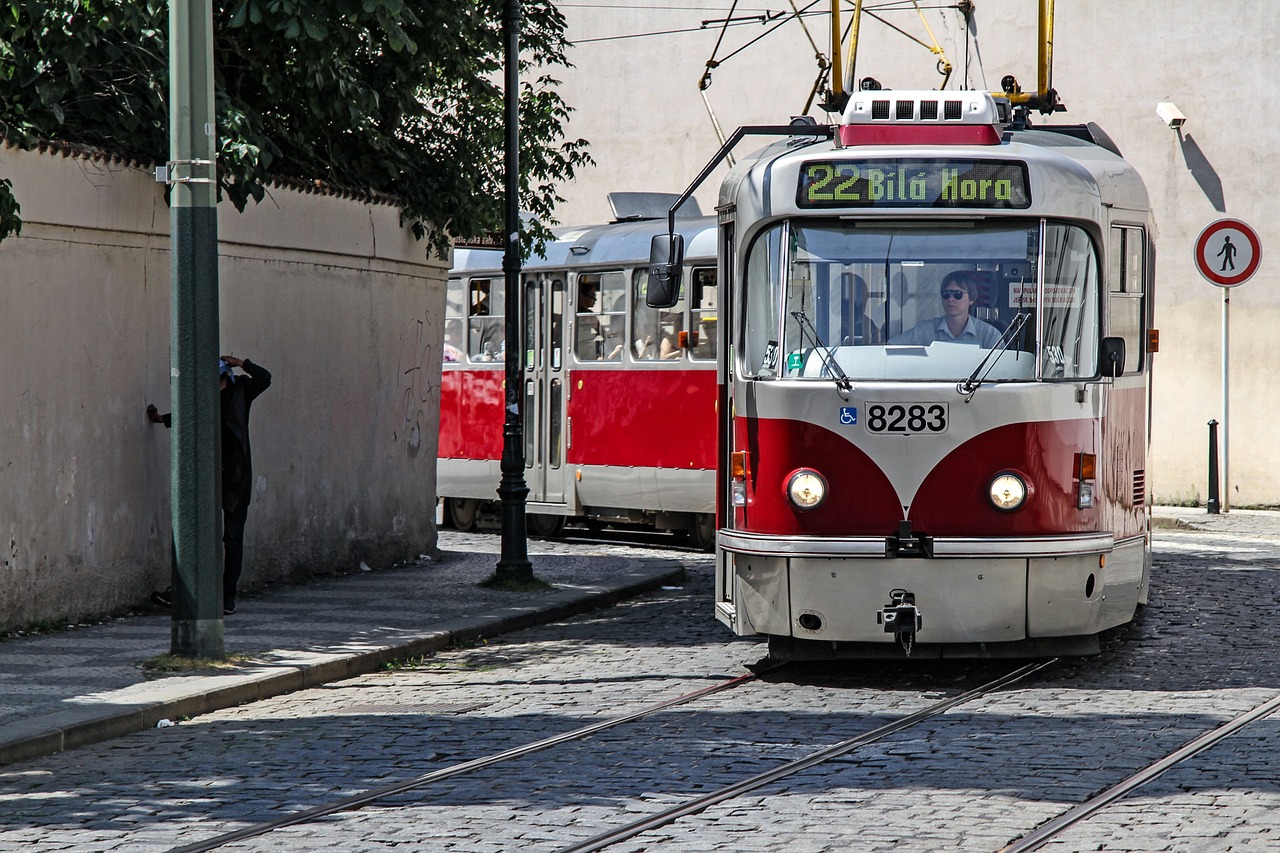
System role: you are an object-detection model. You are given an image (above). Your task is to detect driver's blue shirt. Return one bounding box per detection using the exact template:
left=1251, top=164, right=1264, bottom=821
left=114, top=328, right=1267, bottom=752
left=891, top=314, right=1003, bottom=348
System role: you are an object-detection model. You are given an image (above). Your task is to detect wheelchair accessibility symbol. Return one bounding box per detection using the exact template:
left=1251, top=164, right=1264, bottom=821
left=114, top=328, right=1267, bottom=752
left=839, top=407, right=858, bottom=425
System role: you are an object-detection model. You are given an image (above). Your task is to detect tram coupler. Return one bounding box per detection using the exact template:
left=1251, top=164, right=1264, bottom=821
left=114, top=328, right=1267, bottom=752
left=878, top=589, right=923, bottom=656
left=887, top=521, right=933, bottom=557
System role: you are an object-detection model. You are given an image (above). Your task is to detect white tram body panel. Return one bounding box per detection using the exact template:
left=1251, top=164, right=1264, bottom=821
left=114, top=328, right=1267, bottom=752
left=710, top=91, right=1155, bottom=657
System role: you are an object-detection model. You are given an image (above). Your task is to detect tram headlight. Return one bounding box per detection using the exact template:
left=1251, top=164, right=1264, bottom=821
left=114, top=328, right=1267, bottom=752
left=787, top=469, right=827, bottom=510
left=988, top=472, right=1027, bottom=512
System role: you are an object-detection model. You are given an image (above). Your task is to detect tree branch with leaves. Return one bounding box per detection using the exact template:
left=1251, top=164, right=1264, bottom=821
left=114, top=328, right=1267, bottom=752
left=0, top=0, right=592, bottom=255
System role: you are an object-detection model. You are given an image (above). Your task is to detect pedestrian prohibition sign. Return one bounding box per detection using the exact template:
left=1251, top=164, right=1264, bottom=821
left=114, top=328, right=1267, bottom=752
left=1194, top=218, right=1261, bottom=287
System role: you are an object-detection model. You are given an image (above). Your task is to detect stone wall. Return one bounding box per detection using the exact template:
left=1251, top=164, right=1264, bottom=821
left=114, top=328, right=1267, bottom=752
left=0, top=144, right=447, bottom=631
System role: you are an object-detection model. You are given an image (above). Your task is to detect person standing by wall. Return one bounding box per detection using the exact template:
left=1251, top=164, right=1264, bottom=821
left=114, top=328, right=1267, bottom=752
left=147, top=354, right=272, bottom=615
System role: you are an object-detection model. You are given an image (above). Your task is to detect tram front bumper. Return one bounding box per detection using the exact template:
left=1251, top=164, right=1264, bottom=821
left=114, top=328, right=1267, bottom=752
left=721, top=531, right=1118, bottom=645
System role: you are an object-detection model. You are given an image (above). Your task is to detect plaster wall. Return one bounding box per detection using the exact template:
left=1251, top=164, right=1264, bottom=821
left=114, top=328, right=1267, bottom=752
left=555, top=0, right=1280, bottom=505
left=0, top=145, right=447, bottom=631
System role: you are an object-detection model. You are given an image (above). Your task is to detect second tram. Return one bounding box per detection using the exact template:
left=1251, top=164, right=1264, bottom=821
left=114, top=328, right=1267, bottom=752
left=439, top=194, right=720, bottom=547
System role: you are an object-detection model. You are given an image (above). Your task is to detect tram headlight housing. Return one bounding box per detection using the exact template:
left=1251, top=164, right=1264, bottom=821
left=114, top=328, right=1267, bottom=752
left=1075, top=452, right=1097, bottom=510
left=787, top=469, right=828, bottom=510
left=988, top=472, right=1027, bottom=512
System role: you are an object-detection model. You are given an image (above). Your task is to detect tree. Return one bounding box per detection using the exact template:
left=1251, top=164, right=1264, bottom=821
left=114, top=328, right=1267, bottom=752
left=0, top=0, right=591, bottom=255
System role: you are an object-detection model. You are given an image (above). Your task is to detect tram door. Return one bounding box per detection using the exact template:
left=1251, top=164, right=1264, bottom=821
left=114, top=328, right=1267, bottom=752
left=523, top=273, right=568, bottom=504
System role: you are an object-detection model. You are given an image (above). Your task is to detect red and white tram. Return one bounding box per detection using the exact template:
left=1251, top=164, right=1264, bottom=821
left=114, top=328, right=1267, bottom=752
left=439, top=194, right=720, bottom=548
left=649, top=90, right=1156, bottom=657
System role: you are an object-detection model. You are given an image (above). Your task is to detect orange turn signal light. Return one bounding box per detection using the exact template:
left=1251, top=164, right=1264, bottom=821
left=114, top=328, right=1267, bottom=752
left=731, top=450, right=750, bottom=480
left=1076, top=452, right=1096, bottom=481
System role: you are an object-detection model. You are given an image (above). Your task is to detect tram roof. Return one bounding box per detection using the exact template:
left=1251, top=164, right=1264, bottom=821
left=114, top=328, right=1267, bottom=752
left=451, top=214, right=717, bottom=276
left=1012, top=127, right=1150, bottom=209
left=721, top=118, right=1150, bottom=217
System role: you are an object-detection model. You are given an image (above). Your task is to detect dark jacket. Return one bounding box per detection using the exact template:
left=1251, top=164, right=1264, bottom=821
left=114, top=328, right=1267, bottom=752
left=155, top=359, right=272, bottom=513
left=220, top=359, right=271, bottom=513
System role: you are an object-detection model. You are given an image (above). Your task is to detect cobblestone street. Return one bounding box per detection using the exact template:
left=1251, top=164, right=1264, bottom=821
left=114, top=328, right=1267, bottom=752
left=2, top=521, right=1278, bottom=852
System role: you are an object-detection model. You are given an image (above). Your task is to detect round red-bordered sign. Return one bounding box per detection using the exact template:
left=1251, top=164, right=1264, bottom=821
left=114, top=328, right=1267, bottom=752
left=1194, top=219, right=1261, bottom=287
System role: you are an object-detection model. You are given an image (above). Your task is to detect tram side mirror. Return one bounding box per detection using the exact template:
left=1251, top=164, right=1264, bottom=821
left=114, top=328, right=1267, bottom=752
left=647, top=233, right=684, bottom=309
left=1101, top=336, right=1126, bottom=377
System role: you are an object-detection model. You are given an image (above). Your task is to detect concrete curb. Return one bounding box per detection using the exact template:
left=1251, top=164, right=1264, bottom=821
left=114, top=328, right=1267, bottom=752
left=0, top=560, right=685, bottom=768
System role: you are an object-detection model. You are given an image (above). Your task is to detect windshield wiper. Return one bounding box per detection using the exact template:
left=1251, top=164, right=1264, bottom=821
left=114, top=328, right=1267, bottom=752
left=957, top=312, right=1030, bottom=401
left=789, top=309, right=853, bottom=393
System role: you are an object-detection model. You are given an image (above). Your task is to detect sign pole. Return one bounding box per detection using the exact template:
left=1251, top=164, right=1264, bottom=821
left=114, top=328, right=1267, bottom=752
left=1193, top=217, right=1262, bottom=515
left=1222, top=287, right=1229, bottom=512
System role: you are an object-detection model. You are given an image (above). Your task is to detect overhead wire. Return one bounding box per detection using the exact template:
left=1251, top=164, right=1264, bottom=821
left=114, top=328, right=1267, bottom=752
left=698, top=0, right=743, bottom=156
left=571, top=1, right=962, bottom=72
left=572, top=1, right=972, bottom=149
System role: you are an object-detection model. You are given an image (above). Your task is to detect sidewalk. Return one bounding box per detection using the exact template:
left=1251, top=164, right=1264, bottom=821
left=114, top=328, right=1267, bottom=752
left=1152, top=504, right=1280, bottom=537
left=0, top=542, right=684, bottom=768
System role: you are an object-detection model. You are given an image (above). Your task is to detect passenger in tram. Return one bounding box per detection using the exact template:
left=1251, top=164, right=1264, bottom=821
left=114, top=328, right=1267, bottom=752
left=469, top=319, right=503, bottom=360
left=575, top=281, right=623, bottom=360
left=635, top=314, right=683, bottom=360
left=890, top=270, right=1003, bottom=348
left=694, top=315, right=717, bottom=358
left=845, top=273, right=883, bottom=345
left=443, top=319, right=464, bottom=363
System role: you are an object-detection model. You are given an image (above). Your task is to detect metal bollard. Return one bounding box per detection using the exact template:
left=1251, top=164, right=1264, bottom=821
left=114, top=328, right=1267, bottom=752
left=1207, top=419, right=1220, bottom=514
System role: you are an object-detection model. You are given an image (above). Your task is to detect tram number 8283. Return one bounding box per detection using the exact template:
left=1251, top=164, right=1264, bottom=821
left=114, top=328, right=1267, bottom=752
left=865, top=402, right=949, bottom=435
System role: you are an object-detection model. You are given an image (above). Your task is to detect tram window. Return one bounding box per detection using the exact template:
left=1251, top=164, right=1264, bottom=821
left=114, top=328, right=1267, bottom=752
left=444, top=278, right=465, bottom=365
left=691, top=268, right=718, bottom=360
left=467, top=277, right=505, bottom=363
left=549, top=377, right=563, bottom=468
left=443, top=318, right=464, bottom=364
left=524, top=276, right=539, bottom=371
left=1040, top=224, right=1100, bottom=379
left=550, top=278, right=565, bottom=371
left=575, top=271, right=626, bottom=361
left=632, top=269, right=685, bottom=361
left=1108, top=226, right=1146, bottom=373
left=744, top=220, right=1107, bottom=382
left=524, top=378, right=535, bottom=465
left=1109, top=226, right=1146, bottom=294
left=742, top=225, right=783, bottom=377
left=446, top=277, right=466, bottom=319
left=469, top=278, right=493, bottom=315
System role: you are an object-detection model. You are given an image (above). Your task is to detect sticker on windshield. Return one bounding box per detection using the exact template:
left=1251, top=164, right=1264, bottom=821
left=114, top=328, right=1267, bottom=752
left=761, top=340, right=779, bottom=373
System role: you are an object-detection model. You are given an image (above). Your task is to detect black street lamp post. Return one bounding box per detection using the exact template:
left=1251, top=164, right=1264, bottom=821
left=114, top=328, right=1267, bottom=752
left=494, top=0, right=533, bottom=582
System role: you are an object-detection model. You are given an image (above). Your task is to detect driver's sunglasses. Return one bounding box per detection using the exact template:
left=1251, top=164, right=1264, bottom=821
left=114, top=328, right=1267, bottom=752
left=940, top=289, right=967, bottom=300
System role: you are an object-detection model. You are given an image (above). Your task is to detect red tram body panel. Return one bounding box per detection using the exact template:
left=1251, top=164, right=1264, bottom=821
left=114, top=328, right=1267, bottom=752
left=438, top=200, right=719, bottom=545
left=566, top=369, right=715, bottom=470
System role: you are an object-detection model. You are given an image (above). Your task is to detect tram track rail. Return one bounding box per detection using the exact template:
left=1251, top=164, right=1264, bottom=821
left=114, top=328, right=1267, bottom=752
left=1000, top=691, right=1280, bottom=853
left=163, top=665, right=769, bottom=853
left=163, top=657, right=1059, bottom=853
left=553, top=659, right=1057, bottom=853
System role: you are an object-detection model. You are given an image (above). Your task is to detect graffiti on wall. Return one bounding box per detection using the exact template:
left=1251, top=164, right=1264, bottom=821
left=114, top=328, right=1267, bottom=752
left=396, top=311, right=441, bottom=460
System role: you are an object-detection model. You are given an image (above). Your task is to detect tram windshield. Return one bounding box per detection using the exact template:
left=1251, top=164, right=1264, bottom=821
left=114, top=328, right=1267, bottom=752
left=742, top=220, right=1099, bottom=381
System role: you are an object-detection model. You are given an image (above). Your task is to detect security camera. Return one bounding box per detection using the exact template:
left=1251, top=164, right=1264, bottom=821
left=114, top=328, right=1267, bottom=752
left=1156, top=102, right=1186, bottom=129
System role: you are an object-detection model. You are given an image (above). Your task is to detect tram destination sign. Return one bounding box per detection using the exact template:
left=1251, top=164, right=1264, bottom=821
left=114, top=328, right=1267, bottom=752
left=796, top=158, right=1031, bottom=210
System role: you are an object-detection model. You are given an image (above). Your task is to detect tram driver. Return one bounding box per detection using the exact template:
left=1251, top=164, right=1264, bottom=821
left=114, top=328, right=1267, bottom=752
left=890, top=270, right=1003, bottom=348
